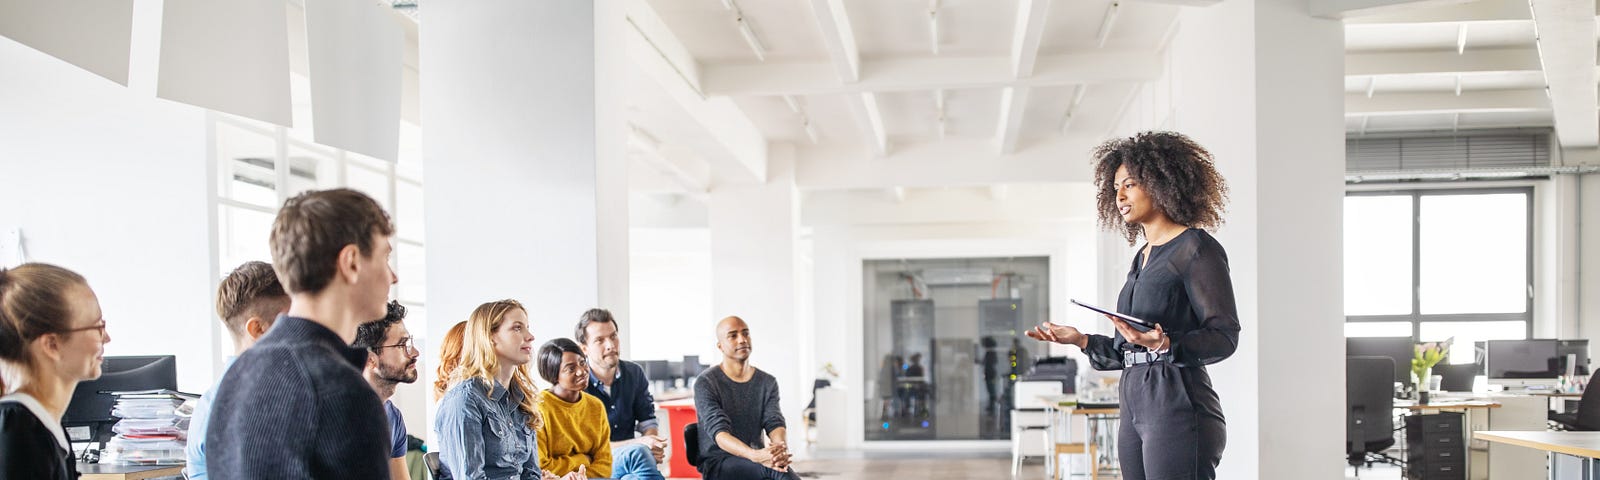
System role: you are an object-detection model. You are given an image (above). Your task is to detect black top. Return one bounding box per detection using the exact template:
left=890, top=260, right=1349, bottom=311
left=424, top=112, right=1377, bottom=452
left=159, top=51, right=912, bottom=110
left=0, top=396, right=77, bottom=480
left=693, top=365, right=785, bottom=462
left=1083, top=228, right=1241, bottom=369
left=205, top=316, right=390, bottom=479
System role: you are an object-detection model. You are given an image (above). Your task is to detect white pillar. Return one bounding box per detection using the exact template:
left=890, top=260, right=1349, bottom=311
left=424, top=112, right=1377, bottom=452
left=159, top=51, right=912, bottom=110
left=707, top=144, right=806, bottom=437
left=1168, top=1, right=1345, bottom=478
left=419, top=0, right=629, bottom=433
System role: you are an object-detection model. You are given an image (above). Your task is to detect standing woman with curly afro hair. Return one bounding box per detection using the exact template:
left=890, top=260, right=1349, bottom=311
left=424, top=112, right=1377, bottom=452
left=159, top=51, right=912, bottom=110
left=1027, top=131, right=1240, bottom=480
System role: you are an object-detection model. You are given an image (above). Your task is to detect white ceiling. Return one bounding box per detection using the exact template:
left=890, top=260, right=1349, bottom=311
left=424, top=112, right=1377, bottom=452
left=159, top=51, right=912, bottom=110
left=621, top=0, right=1595, bottom=203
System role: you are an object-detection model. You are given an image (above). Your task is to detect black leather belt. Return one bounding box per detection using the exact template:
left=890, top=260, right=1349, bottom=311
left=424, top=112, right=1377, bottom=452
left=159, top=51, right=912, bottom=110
left=1123, top=350, right=1172, bottom=366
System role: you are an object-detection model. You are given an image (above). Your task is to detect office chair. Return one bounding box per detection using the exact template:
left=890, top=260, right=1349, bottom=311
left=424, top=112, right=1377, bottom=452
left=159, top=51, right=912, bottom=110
left=1550, top=370, right=1600, bottom=431
left=684, top=423, right=701, bottom=468
left=1347, top=356, right=1403, bottom=473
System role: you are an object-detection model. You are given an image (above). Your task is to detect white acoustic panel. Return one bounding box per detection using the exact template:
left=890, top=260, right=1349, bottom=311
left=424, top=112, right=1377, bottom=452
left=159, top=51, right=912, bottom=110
left=158, top=0, right=291, bottom=127
left=305, top=0, right=403, bottom=161
left=0, top=0, right=134, bottom=85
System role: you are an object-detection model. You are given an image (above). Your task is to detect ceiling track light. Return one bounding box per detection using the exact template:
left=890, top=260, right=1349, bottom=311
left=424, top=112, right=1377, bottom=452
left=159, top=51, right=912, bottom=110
left=929, top=0, right=940, bottom=54
left=733, top=8, right=767, bottom=62
left=1095, top=2, right=1120, bottom=48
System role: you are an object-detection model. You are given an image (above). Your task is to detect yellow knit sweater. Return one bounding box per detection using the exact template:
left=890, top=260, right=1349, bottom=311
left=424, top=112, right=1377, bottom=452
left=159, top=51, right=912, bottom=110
left=536, top=389, right=612, bottom=478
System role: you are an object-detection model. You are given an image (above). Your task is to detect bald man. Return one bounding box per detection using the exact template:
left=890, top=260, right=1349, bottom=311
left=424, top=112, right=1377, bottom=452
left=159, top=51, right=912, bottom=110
left=691, top=316, right=801, bottom=480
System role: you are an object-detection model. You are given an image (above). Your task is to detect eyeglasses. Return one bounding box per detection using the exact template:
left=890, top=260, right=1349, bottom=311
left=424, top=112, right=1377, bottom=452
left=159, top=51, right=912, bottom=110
left=63, top=320, right=107, bottom=339
left=376, top=336, right=416, bottom=351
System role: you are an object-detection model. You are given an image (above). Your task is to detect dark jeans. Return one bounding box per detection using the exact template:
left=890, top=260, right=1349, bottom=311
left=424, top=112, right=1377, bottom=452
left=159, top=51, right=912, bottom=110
left=698, top=453, right=801, bottom=480
left=1117, top=362, right=1227, bottom=480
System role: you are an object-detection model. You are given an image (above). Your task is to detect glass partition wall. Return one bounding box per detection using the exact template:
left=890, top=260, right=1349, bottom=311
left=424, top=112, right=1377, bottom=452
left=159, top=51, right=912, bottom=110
left=863, top=257, right=1050, bottom=441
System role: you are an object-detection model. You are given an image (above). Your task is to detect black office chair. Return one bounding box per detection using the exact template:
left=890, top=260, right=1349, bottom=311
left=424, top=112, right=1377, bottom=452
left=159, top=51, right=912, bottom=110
left=684, top=423, right=701, bottom=468
left=1436, top=362, right=1478, bottom=392
left=1347, top=356, right=1403, bottom=473
left=1550, top=370, right=1600, bottom=430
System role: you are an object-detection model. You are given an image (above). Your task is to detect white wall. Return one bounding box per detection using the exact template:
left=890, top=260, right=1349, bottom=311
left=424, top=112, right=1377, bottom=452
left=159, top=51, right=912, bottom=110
left=629, top=228, right=719, bottom=362
left=0, top=34, right=214, bottom=392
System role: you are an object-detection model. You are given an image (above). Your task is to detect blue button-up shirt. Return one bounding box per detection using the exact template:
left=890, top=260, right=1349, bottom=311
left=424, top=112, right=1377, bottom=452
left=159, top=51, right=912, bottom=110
left=584, top=360, right=659, bottom=442
left=435, top=378, right=542, bottom=480
left=184, top=357, right=235, bottom=480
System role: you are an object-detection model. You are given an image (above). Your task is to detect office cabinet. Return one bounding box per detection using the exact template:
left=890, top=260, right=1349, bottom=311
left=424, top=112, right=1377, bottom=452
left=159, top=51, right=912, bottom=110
left=1406, top=412, right=1465, bottom=480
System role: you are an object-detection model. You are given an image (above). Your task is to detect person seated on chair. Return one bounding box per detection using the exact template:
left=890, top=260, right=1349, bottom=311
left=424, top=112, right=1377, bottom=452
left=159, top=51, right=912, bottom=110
left=693, top=316, right=802, bottom=480
left=187, top=261, right=289, bottom=480
left=352, top=301, right=422, bottom=480
left=575, top=309, right=666, bottom=480
left=435, top=300, right=583, bottom=480
left=535, top=338, right=610, bottom=478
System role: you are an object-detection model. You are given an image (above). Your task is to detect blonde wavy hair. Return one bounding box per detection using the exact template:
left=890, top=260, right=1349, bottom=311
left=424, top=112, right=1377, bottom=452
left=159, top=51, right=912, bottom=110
left=452, top=300, right=541, bottom=430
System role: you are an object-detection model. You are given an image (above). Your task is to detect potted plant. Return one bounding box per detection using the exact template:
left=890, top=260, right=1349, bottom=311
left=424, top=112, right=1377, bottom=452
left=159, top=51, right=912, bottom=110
left=1412, top=338, right=1452, bottom=401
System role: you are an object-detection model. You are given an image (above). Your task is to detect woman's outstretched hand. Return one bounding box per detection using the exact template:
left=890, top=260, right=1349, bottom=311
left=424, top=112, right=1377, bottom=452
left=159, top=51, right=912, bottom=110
left=1026, top=322, right=1087, bottom=349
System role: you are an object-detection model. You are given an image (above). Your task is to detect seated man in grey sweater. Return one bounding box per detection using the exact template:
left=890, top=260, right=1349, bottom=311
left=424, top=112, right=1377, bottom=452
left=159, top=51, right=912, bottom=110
left=693, top=316, right=802, bottom=480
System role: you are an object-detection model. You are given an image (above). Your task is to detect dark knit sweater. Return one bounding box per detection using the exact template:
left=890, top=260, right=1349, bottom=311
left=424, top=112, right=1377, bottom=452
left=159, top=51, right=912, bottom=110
left=205, top=316, right=389, bottom=479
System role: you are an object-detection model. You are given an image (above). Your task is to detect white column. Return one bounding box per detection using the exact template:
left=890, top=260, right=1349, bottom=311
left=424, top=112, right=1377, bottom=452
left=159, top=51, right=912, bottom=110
left=708, top=144, right=806, bottom=435
left=419, top=0, right=629, bottom=431
left=1168, top=1, right=1345, bottom=478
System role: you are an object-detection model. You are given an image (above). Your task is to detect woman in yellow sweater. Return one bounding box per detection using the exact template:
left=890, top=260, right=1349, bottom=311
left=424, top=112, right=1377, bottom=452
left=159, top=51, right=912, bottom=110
left=536, top=338, right=611, bottom=478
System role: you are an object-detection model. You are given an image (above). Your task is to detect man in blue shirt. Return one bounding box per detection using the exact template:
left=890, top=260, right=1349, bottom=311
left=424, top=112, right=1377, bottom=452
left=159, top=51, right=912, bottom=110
left=353, top=301, right=421, bottom=480
left=578, top=308, right=666, bottom=480
left=185, top=261, right=288, bottom=480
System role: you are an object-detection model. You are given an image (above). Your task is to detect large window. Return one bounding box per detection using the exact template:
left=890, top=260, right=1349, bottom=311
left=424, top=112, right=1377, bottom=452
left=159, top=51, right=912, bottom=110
left=1343, top=188, right=1532, bottom=363
left=210, top=112, right=427, bottom=335
left=862, top=256, right=1050, bottom=441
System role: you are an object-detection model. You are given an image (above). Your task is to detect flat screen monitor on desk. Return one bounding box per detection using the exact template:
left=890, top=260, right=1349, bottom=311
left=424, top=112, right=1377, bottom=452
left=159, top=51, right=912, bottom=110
left=1487, top=339, right=1560, bottom=389
left=63, top=355, right=177, bottom=445
left=1347, top=336, right=1414, bottom=387
left=1558, top=340, right=1589, bottom=376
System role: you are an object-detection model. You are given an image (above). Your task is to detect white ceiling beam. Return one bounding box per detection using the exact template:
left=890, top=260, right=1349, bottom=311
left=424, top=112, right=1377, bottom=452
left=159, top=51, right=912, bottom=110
left=1011, top=0, right=1052, bottom=78
left=625, top=0, right=769, bottom=182
left=853, top=92, right=889, bottom=156
left=628, top=125, right=711, bottom=194
left=995, top=0, right=1052, bottom=154
left=1341, top=0, right=1531, bottom=23
left=1529, top=0, right=1599, bottom=148
left=809, top=0, right=886, bottom=156
left=1344, top=89, right=1550, bottom=116
left=795, top=137, right=1100, bottom=190
left=996, top=87, right=1031, bottom=154
left=1123, top=0, right=1222, bottom=5
left=1345, top=48, right=1542, bottom=76
left=808, top=0, right=860, bottom=82
left=1310, top=0, right=1468, bottom=19
left=702, top=51, right=1163, bottom=97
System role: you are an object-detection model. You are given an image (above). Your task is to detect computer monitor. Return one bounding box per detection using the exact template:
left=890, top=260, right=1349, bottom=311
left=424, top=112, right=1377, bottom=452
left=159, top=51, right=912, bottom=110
left=681, top=355, right=701, bottom=387
left=1486, top=339, right=1560, bottom=388
left=63, top=355, right=177, bottom=445
left=1558, top=340, right=1589, bottom=376
left=640, top=360, right=672, bottom=392
left=1347, top=336, right=1414, bottom=387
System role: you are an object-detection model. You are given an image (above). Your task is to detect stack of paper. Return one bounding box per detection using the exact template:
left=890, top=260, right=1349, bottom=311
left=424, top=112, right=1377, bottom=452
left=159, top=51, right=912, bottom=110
left=100, top=390, right=196, bottom=465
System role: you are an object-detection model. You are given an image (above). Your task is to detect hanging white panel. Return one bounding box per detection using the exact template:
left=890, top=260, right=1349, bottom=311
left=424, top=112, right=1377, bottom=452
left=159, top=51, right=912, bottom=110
left=305, top=0, right=402, bottom=161
left=158, top=0, right=291, bottom=126
left=0, top=0, right=134, bottom=85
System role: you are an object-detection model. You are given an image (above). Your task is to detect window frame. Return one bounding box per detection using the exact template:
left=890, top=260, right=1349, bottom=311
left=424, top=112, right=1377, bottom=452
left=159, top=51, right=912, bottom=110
left=1343, top=186, right=1534, bottom=340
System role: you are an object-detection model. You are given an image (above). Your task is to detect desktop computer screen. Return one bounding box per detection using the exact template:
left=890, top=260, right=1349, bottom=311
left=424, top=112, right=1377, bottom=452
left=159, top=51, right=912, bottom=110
left=63, top=355, right=177, bottom=444
left=1558, top=340, right=1589, bottom=376
left=1486, top=339, right=1560, bottom=383
left=1346, top=336, right=1414, bottom=387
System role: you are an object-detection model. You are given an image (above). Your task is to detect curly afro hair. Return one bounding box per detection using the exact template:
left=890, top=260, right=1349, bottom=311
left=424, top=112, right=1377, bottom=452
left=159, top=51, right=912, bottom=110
left=1092, top=131, right=1230, bottom=245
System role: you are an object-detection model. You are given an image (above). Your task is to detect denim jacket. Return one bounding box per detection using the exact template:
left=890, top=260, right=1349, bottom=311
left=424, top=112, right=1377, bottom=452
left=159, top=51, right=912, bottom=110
left=435, top=378, right=543, bottom=480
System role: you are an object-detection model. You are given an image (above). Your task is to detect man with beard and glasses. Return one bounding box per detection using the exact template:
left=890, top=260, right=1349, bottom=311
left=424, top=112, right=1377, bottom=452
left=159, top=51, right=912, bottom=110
left=353, top=301, right=422, bottom=480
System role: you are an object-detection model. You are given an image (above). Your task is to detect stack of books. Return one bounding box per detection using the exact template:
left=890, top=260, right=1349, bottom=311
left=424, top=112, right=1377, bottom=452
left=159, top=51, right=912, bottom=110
left=101, top=389, right=196, bottom=465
